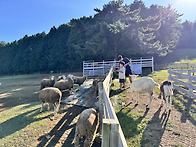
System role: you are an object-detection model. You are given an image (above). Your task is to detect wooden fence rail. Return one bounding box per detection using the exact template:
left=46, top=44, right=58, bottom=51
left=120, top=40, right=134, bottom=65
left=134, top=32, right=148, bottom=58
left=99, top=66, right=128, bottom=147
left=168, top=68, right=196, bottom=99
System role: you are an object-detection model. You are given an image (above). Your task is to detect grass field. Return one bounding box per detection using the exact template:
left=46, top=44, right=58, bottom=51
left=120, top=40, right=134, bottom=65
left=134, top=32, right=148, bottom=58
left=0, top=73, right=84, bottom=147
left=0, top=59, right=196, bottom=146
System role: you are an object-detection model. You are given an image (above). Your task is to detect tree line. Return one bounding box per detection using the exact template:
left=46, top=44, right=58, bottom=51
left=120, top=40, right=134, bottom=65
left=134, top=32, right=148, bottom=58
left=0, top=0, right=195, bottom=75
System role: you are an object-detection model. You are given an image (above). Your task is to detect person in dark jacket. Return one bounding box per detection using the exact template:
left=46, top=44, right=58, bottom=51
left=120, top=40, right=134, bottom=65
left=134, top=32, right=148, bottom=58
left=118, top=55, right=132, bottom=84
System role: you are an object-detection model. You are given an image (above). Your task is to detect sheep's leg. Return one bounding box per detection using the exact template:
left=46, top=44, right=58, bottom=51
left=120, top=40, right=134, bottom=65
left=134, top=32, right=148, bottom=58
left=169, top=95, right=172, bottom=110
left=84, top=137, right=91, bottom=147
left=160, top=92, right=164, bottom=107
left=136, top=93, right=139, bottom=104
left=55, top=102, right=60, bottom=113
left=147, top=92, right=152, bottom=108
left=47, top=103, right=50, bottom=111
left=165, top=96, right=169, bottom=113
left=40, top=102, right=44, bottom=112
left=53, top=104, right=57, bottom=115
left=74, top=129, right=80, bottom=147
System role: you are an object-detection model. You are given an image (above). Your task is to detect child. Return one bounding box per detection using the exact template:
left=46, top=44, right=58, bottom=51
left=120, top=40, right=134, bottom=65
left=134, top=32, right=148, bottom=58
left=116, top=63, right=126, bottom=90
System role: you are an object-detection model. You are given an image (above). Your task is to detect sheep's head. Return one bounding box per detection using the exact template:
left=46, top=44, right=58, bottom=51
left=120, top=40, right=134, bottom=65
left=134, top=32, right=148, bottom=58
left=50, top=76, right=55, bottom=81
left=57, top=75, right=66, bottom=81
left=130, top=75, right=138, bottom=81
left=67, top=75, right=74, bottom=84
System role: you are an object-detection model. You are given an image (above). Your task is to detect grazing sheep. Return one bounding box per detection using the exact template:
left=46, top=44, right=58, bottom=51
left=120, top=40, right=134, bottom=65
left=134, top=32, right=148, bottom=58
left=54, top=74, right=74, bottom=91
left=73, top=76, right=87, bottom=86
left=130, top=75, right=159, bottom=108
left=74, top=108, right=99, bottom=147
left=160, top=81, right=173, bottom=113
left=40, top=76, right=55, bottom=90
left=39, top=87, right=62, bottom=115
left=57, top=75, right=66, bottom=81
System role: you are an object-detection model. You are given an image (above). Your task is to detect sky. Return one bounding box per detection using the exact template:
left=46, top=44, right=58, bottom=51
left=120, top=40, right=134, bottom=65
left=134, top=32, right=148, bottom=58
left=0, top=0, right=196, bottom=43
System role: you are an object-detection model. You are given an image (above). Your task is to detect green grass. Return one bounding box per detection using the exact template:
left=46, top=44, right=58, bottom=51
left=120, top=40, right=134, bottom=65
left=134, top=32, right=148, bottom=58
left=172, top=142, right=184, bottom=147
left=112, top=60, right=196, bottom=146
left=0, top=102, right=54, bottom=146
left=175, top=58, right=196, bottom=63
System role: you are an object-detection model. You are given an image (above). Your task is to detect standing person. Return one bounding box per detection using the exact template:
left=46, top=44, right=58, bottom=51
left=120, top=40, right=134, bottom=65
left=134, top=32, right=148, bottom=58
left=118, top=55, right=132, bottom=83
left=116, top=63, right=126, bottom=90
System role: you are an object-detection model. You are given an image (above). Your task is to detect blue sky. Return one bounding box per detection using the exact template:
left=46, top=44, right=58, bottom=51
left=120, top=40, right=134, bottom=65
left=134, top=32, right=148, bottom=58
left=1, top=0, right=196, bottom=43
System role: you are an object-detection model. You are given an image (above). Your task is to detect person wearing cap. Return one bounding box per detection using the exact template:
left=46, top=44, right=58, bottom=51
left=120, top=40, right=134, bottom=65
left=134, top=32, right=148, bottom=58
left=118, top=55, right=132, bottom=84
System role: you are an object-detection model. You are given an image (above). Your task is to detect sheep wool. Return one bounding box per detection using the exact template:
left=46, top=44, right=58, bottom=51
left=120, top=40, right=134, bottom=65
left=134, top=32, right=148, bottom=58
left=54, top=76, right=74, bottom=91
left=39, top=87, right=62, bottom=115
left=40, top=76, right=55, bottom=90
left=73, top=76, right=87, bottom=86
left=74, top=108, right=99, bottom=147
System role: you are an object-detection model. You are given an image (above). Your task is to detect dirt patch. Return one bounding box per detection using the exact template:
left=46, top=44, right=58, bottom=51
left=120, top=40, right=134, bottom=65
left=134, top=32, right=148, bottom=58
left=0, top=73, right=100, bottom=146
left=110, top=82, right=196, bottom=147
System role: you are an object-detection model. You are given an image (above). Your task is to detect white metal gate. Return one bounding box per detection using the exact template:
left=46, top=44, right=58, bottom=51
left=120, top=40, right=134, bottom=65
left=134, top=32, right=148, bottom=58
left=83, top=57, right=154, bottom=76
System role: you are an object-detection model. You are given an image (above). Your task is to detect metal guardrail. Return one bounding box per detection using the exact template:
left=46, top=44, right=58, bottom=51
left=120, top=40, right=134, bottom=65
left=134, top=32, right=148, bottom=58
left=83, top=57, right=154, bottom=76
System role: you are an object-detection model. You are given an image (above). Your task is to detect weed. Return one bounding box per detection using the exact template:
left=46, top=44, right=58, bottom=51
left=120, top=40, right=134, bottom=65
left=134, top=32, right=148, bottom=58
left=172, top=142, right=184, bottom=147
left=172, top=130, right=182, bottom=136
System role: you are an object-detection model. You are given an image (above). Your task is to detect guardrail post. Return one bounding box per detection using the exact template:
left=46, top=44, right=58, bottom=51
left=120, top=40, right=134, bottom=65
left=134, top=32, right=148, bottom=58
left=188, top=70, right=193, bottom=93
left=103, top=60, right=105, bottom=75
left=152, top=56, right=154, bottom=73
left=102, top=119, right=119, bottom=147
left=98, top=82, right=104, bottom=135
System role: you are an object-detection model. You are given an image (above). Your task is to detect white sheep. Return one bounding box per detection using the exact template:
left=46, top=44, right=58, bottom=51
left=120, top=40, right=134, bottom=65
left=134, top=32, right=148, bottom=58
left=160, top=81, right=173, bottom=113
left=54, top=74, right=74, bottom=91
left=39, top=87, right=62, bottom=115
left=130, top=75, right=159, bottom=108
left=74, top=108, right=99, bottom=147
left=40, top=76, right=55, bottom=90
left=57, top=75, right=66, bottom=81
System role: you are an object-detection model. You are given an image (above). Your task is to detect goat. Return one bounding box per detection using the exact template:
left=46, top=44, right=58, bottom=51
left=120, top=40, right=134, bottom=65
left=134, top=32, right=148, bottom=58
left=160, top=81, right=173, bottom=113
left=130, top=75, right=159, bottom=108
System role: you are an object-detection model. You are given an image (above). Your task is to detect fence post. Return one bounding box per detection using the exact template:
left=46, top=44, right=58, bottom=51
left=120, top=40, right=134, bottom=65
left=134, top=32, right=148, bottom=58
left=83, top=61, right=84, bottom=76
left=168, top=68, right=171, bottom=81
left=152, top=57, right=154, bottom=73
left=93, top=61, right=95, bottom=76
left=103, top=60, right=105, bottom=75
left=188, top=69, right=193, bottom=93
left=102, top=119, right=119, bottom=147
left=98, top=82, right=104, bottom=135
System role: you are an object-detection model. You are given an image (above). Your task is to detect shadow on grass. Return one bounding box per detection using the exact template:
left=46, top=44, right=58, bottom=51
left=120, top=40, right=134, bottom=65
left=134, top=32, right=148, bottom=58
left=37, top=105, right=85, bottom=147
left=110, top=88, right=126, bottom=97
left=173, top=90, right=196, bottom=126
left=116, top=105, right=149, bottom=139
left=140, top=106, right=171, bottom=147
left=0, top=105, right=48, bottom=139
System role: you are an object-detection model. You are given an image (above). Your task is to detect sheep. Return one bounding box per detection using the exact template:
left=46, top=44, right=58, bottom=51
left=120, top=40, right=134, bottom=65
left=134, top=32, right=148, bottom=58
left=160, top=81, right=173, bottom=113
left=57, top=75, right=66, bottom=81
left=74, top=108, right=99, bottom=147
left=40, top=76, right=55, bottom=90
left=129, top=75, right=159, bottom=108
left=39, top=87, right=62, bottom=115
left=73, top=76, right=87, bottom=86
left=54, top=74, right=74, bottom=91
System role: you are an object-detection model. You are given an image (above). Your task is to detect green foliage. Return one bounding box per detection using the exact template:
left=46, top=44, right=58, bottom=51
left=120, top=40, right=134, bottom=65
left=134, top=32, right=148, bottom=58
left=0, top=0, right=184, bottom=75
